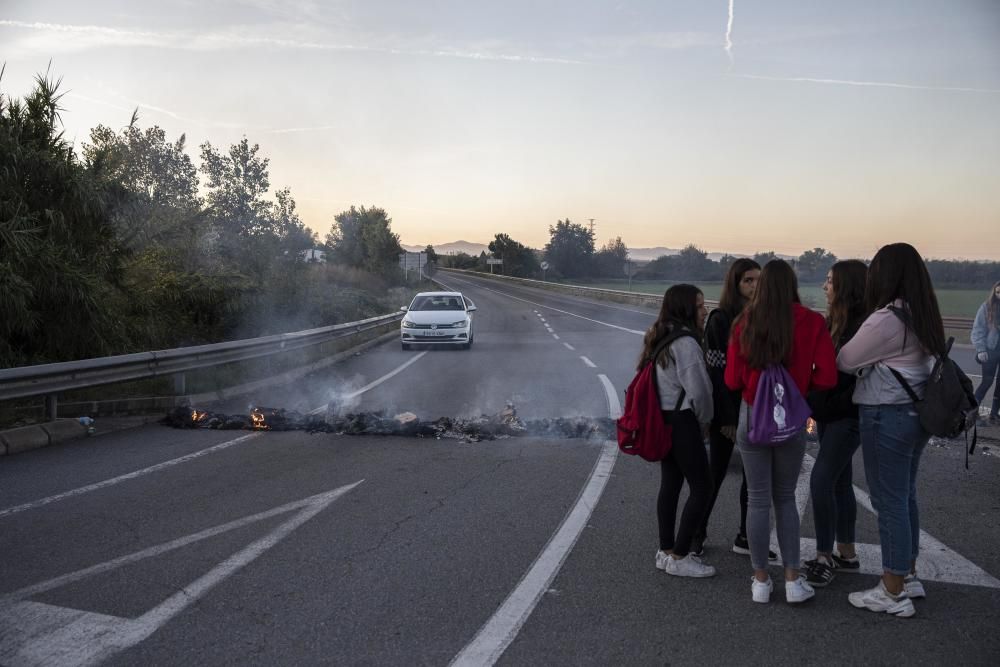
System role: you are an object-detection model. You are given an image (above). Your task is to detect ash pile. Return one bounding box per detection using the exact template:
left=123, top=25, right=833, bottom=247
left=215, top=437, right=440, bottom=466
left=164, top=403, right=615, bottom=442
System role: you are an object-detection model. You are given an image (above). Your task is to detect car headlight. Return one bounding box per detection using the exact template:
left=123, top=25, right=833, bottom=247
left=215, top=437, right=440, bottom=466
left=402, top=320, right=416, bottom=328
left=452, top=320, right=467, bottom=328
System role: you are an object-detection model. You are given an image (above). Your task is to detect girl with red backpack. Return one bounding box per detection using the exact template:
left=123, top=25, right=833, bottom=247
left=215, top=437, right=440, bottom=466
left=645, top=285, right=717, bottom=578
left=725, top=260, right=837, bottom=604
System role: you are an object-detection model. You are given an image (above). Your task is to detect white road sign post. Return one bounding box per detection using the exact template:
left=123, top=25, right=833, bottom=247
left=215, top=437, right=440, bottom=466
left=540, top=260, right=549, bottom=281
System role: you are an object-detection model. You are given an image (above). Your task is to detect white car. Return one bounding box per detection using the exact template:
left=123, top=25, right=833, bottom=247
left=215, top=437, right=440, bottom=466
left=400, top=291, right=477, bottom=350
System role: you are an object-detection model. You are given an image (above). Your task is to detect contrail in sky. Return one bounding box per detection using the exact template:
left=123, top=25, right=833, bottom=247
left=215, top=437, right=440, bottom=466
left=731, top=73, right=1000, bottom=94
left=724, top=0, right=734, bottom=68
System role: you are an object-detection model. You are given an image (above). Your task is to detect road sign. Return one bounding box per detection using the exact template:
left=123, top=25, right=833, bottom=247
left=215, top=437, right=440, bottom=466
left=540, top=261, right=549, bottom=270
left=486, top=258, right=503, bottom=265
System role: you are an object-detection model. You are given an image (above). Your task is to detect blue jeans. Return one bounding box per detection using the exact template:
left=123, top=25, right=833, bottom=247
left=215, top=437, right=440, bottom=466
left=858, top=404, right=929, bottom=576
left=974, top=355, right=1000, bottom=417
left=810, top=418, right=860, bottom=554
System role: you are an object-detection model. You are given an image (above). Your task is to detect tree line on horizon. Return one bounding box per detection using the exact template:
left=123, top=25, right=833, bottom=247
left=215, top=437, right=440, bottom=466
left=437, top=220, right=999, bottom=289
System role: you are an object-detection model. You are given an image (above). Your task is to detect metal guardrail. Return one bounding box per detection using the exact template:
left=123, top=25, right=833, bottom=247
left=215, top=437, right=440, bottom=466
left=0, top=311, right=404, bottom=419
left=439, top=269, right=975, bottom=331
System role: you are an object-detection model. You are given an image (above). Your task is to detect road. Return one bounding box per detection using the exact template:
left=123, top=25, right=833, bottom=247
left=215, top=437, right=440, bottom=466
left=2, top=271, right=998, bottom=666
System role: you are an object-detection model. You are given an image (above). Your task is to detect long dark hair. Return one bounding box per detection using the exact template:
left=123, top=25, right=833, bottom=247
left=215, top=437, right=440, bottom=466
left=638, top=284, right=703, bottom=370
left=718, top=258, right=762, bottom=319
left=739, top=260, right=800, bottom=368
left=986, top=280, right=1000, bottom=329
left=827, top=260, right=868, bottom=345
left=865, top=243, right=945, bottom=356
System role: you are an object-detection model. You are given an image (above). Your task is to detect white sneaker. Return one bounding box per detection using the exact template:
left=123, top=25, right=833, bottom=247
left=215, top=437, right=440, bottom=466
left=904, top=574, right=926, bottom=599
left=848, top=581, right=916, bottom=618
left=751, top=577, right=773, bottom=603
left=785, top=576, right=815, bottom=604
left=664, top=553, right=717, bottom=578
left=655, top=550, right=670, bottom=571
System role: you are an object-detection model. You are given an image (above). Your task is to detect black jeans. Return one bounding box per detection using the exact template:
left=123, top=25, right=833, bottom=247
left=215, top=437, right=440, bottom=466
left=975, top=355, right=1000, bottom=417
left=696, top=425, right=748, bottom=540
left=811, top=418, right=860, bottom=553
left=658, top=409, right=712, bottom=556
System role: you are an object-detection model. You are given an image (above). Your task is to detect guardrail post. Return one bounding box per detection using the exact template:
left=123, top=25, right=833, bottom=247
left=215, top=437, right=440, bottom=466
left=44, top=394, right=58, bottom=421
left=174, top=373, right=186, bottom=396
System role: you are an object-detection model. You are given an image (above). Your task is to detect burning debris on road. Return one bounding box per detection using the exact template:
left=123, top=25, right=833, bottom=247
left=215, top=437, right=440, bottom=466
left=164, top=403, right=615, bottom=442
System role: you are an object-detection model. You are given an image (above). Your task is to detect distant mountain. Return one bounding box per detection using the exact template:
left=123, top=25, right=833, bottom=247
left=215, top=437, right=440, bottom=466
left=402, top=240, right=489, bottom=256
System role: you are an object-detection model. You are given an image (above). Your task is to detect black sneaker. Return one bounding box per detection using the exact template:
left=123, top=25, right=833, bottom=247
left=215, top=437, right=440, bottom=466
left=690, top=535, right=705, bottom=557
left=805, top=558, right=836, bottom=587
left=732, top=534, right=777, bottom=561
left=833, top=552, right=860, bottom=570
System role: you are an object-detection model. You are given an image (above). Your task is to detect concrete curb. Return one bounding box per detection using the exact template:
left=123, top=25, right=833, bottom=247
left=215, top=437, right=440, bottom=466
left=0, top=329, right=399, bottom=457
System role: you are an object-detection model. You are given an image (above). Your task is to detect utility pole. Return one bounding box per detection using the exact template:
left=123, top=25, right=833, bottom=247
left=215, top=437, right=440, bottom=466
left=588, top=218, right=596, bottom=238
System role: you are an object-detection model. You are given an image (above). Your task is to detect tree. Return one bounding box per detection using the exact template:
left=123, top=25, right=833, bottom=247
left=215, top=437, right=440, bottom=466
left=674, top=244, right=716, bottom=280
left=488, top=233, right=540, bottom=278
left=797, top=247, right=838, bottom=283
left=82, top=116, right=201, bottom=253
left=753, top=251, right=779, bottom=266
left=0, top=70, right=131, bottom=365
left=544, top=219, right=595, bottom=279
left=199, top=137, right=274, bottom=238
left=325, top=206, right=402, bottom=280
left=595, top=237, right=629, bottom=278
left=424, top=245, right=438, bottom=264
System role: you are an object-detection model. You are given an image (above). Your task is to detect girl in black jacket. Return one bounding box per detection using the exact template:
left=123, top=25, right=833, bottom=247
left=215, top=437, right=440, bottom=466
left=804, top=260, right=868, bottom=587
left=694, top=258, right=764, bottom=557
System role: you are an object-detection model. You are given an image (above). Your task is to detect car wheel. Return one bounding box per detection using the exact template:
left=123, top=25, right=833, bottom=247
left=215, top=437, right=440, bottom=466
left=402, top=342, right=411, bottom=351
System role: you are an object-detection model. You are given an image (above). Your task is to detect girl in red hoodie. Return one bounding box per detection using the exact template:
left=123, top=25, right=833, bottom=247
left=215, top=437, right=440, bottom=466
left=725, top=260, right=837, bottom=604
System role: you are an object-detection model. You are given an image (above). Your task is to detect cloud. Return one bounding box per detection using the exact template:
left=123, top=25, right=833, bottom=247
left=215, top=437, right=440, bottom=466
left=731, top=72, right=1000, bottom=94
left=0, top=19, right=582, bottom=65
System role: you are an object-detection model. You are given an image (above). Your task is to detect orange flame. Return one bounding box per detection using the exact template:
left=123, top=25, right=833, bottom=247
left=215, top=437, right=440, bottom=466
left=250, top=407, right=269, bottom=430
left=191, top=409, right=208, bottom=423
left=806, top=418, right=817, bottom=435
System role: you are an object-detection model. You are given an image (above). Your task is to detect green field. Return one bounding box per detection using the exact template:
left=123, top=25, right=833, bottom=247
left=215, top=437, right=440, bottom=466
left=567, top=280, right=986, bottom=318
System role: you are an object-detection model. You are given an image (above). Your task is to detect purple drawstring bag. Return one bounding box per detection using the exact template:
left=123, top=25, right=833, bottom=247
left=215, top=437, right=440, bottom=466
left=748, top=364, right=812, bottom=445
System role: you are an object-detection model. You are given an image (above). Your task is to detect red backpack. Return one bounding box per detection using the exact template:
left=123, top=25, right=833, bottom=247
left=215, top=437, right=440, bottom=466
left=617, top=331, right=693, bottom=461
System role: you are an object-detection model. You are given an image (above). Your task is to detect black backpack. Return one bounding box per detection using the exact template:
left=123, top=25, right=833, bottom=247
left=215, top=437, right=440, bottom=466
left=886, top=306, right=978, bottom=468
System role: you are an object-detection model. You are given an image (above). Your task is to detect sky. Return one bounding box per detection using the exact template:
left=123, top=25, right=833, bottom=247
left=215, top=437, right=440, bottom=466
left=2, top=0, right=999, bottom=260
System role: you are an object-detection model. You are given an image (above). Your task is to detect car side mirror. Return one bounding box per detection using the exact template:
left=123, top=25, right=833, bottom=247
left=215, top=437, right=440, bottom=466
left=400, top=306, right=408, bottom=312
left=466, top=305, right=477, bottom=312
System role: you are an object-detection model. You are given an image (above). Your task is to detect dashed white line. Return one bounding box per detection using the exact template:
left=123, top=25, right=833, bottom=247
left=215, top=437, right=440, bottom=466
left=563, top=343, right=576, bottom=351
left=552, top=334, right=560, bottom=340
left=580, top=356, right=597, bottom=368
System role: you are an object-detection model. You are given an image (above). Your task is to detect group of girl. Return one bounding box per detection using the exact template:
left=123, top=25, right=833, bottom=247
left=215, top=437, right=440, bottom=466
left=646, top=242, right=966, bottom=618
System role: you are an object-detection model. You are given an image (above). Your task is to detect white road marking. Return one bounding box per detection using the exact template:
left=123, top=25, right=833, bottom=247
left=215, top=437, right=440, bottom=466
left=787, top=452, right=1000, bottom=588
left=450, top=375, right=622, bottom=666
left=1, top=355, right=423, bottom=519
left=580, top=356, right=597, bottom=368
left=563, top=343, right=576, bottom=351
left=552, top=334, right=560, bottom=340
left=0, top=482, right=362, bottom=666
left=450, top=279, right=645, bottom=335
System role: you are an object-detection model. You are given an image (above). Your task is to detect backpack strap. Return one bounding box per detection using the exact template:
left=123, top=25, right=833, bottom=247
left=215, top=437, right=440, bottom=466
left=886, top=366, right=921, bottom=403
left=648, top=329, right=693, bottom=413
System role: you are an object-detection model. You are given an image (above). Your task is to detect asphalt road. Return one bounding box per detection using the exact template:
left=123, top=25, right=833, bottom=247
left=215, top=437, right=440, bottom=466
left=2, top=271, right=998, bottom=666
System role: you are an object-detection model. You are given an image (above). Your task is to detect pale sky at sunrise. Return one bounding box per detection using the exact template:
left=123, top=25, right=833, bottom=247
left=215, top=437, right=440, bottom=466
left=2, top=1, right=999, bottom=259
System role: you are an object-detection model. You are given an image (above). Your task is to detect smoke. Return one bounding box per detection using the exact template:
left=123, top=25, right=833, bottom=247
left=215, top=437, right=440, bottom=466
left=725, top=0, right=735, bottom=69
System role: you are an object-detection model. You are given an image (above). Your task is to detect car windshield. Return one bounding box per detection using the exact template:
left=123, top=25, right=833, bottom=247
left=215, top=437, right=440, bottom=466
left=409, top=295, right=465, bottom=312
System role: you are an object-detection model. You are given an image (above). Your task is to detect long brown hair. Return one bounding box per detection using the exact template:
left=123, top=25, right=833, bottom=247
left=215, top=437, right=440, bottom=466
left=638, top=284, right=703, bottom=370
left=827, top=260, right=868, bottom=345
left=739, top=260, right=800, bottom=368
left=864, top=243, right=945, bottom=356
left=986, top=280, right=1000, bottom=329
left=718, top=258, right=762, bottom=319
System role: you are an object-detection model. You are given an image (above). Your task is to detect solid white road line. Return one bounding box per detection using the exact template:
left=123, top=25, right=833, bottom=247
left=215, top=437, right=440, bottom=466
left=563, top=343, right=576, bottom=351
left=580, top=356, right=597, bottom=368
left=0, top=482, right=362, bottom=665
left=450, top=375, right=622, bottom=667
left=1, top=354, right=425, bottom=519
